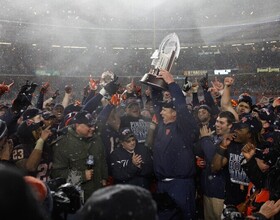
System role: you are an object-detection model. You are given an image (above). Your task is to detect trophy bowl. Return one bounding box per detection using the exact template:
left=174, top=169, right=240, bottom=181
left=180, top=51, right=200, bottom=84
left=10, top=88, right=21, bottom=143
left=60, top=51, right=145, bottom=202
left=140, top=73, right=168, bottom=90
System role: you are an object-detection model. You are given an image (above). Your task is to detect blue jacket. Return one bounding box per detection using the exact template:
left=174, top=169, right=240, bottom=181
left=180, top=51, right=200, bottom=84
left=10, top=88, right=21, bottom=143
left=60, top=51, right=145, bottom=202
left=110, top=144, right=153, bottom=189
left=198, top=136, right=226, bottom=199
left=152, top=82, right=199, bottom=180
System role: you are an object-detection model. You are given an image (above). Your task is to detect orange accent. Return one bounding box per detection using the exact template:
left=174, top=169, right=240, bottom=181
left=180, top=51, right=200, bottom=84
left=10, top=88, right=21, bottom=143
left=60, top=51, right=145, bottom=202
left=89, top=76, right=98, bottom=90
left=245, top=182, right=270, bottom=216
left=231, top=99, right=238, bottom=107
left=106, top=176, right=114, bottom=186
left=24, top=176, right=47, bottom=202
left=110, top=94, right=121, bottom=106
left=0, top=81, right=14, bottom=95
left=152, top=114, right=158, bottom=124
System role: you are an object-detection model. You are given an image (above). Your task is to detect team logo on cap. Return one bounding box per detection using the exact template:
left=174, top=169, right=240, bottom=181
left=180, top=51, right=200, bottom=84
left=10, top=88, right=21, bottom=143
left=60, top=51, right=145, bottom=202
left=121, top=128, right=131, bottom=136
left=85, top=113, right=91, bottom=120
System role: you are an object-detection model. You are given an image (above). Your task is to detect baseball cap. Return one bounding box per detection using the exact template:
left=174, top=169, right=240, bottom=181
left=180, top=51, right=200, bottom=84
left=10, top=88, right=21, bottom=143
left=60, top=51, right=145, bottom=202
left=125, top=98, right=141, bottom=108
left=119, top=127, right=135, bottom=141
left=22, top=108, right=42, bottom=121
left=53, top=103, right=64, bottom=110
left=42, top=111, right=56, bottom=120
left=198, top=104, right=212, bottom=113
left=17, top=120, right=44, bottom=144
left=255, top=146, right=280, bottom=166
left=258, top=108, right=275, bottom=124
left=71, top=111, right=95, bottom=127
left=238, top=93, right=253, bottom=109
left=161, top=100, right=175, bottom=109
left=64, top=103, right=82, bottom=115
left=233, top=114, right=262, bottom=133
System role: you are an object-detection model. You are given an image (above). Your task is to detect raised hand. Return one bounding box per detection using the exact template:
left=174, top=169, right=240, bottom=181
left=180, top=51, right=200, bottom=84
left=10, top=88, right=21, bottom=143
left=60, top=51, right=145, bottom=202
left=272, top=97, right=280, bottom=108
left=224, top=77, right=234, bottom=87
left=200, top=74, right=209, bottom=90
left=0, top=81, right=14, bottom=96
left=110, top=94, right=121, bottom=106
left=65, top=85, right=72, bottom=94
left=157, top=69, right=174, bottom=84
left=104, top=77, right=120, bottom=96
left=211, top=77, right=224, bottom=91
left=182, top=76, right=193, bottom=92
left=89, top=75, right=99, bottom=91
left=241, top=142, right=256, bottom=160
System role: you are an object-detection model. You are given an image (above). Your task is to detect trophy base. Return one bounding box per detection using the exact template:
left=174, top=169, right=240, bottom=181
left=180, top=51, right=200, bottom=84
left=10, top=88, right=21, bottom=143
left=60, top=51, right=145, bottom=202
left=140, top=73, right=168, bottom=90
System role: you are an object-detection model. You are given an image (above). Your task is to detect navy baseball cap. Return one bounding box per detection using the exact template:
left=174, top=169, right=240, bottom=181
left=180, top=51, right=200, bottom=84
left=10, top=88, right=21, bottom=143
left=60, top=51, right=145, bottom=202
left=238, top=93, right=253, bottom=109
left=161, top=100, right=175, bottom=109
left=119, top=127, right=135, bottom=141
left=72, top=111, right=95, bottom=127
left=255, top=146, right=280, bottom=166
left=233, top=114, right=262, bottom=133
left=22, top=108, right=42, bottom=121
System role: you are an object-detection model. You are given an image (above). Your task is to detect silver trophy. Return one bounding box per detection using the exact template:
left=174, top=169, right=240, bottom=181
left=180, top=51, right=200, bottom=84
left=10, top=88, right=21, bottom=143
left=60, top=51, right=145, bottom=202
left=140, top=33, right=180, bottom=90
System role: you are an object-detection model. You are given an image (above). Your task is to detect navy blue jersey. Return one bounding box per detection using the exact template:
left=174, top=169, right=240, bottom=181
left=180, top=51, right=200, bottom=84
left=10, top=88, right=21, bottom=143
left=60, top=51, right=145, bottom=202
left=12, top=143, right=53, bottom=182
left=120, top=115, right=150, bottom=144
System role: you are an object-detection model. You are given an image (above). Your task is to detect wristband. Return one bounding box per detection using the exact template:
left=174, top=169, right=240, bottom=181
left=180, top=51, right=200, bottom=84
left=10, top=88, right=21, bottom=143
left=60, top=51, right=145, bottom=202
left=99, top=88, right=106, bottom=96
left=216, top=146, right=228, bottom=157
left=34, top=138, right=44, bottom=151
left=251, top=212, right=268, bottom=220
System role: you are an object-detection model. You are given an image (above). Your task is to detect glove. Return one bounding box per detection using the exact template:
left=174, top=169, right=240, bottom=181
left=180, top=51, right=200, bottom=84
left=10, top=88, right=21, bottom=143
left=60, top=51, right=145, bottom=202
left=110, top=94, right=121, bottom=106
left=19, top=81, right=31, bottom=94
left=182, top=77, right=192, bottom=92
left=12, top=93, right=32, bottom=114
left=104, top=76, right=120, bottom=96
left=29, top=82, right=38, bottom=94
left=83, top=85, right=90, bottom=97
left=0, top=81, right=14, bottom=96
left=196, top=156, right=206, bottom=169
left=40, top=82, right=50, bottom=94
left=89, top=76, right=98, bottom=91
left=200, top=76, right=209, bottom=91
left=19, top=81, right=37, bottom=94
left=65, top=85, right=72, bottom=94
left=52, top=90, right=60, bottom=99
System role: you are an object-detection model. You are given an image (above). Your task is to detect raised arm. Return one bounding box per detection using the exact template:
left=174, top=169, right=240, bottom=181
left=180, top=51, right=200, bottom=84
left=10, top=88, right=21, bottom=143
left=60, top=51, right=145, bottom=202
left=220, top=77, right=239, bottom=121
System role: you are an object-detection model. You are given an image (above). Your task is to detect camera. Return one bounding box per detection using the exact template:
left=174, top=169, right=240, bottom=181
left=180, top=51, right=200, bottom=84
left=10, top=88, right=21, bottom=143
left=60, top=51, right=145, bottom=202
left=222, top=205, right=244, bottom=220
left=47, top=178, right=81, bottom=218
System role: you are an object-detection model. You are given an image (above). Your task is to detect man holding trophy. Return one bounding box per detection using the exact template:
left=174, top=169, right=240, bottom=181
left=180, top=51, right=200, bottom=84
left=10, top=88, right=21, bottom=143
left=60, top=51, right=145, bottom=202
left=141, top=33, right=199, bottom=219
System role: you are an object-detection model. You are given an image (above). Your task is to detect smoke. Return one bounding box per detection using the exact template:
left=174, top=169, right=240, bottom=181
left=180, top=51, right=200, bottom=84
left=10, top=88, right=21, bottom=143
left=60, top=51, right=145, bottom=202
left=0, top=0, right=279, bottom=76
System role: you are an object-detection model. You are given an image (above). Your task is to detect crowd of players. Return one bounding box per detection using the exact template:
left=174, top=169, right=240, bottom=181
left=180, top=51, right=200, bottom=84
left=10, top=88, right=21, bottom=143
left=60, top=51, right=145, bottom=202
left=0, top=70, right=280, bottom=220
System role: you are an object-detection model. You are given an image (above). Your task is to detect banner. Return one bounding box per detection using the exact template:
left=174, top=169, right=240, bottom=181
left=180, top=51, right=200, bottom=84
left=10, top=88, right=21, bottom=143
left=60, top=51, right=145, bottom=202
left=183, top=70, right=207, bottom=76
left=257, top=67, right=280, bottom=73
left=35, top=69, right=61, bottom=76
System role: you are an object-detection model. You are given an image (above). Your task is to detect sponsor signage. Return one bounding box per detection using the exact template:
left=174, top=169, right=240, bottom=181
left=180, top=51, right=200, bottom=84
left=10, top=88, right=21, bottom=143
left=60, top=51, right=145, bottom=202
left=257, top=67, right=280, bottom=73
